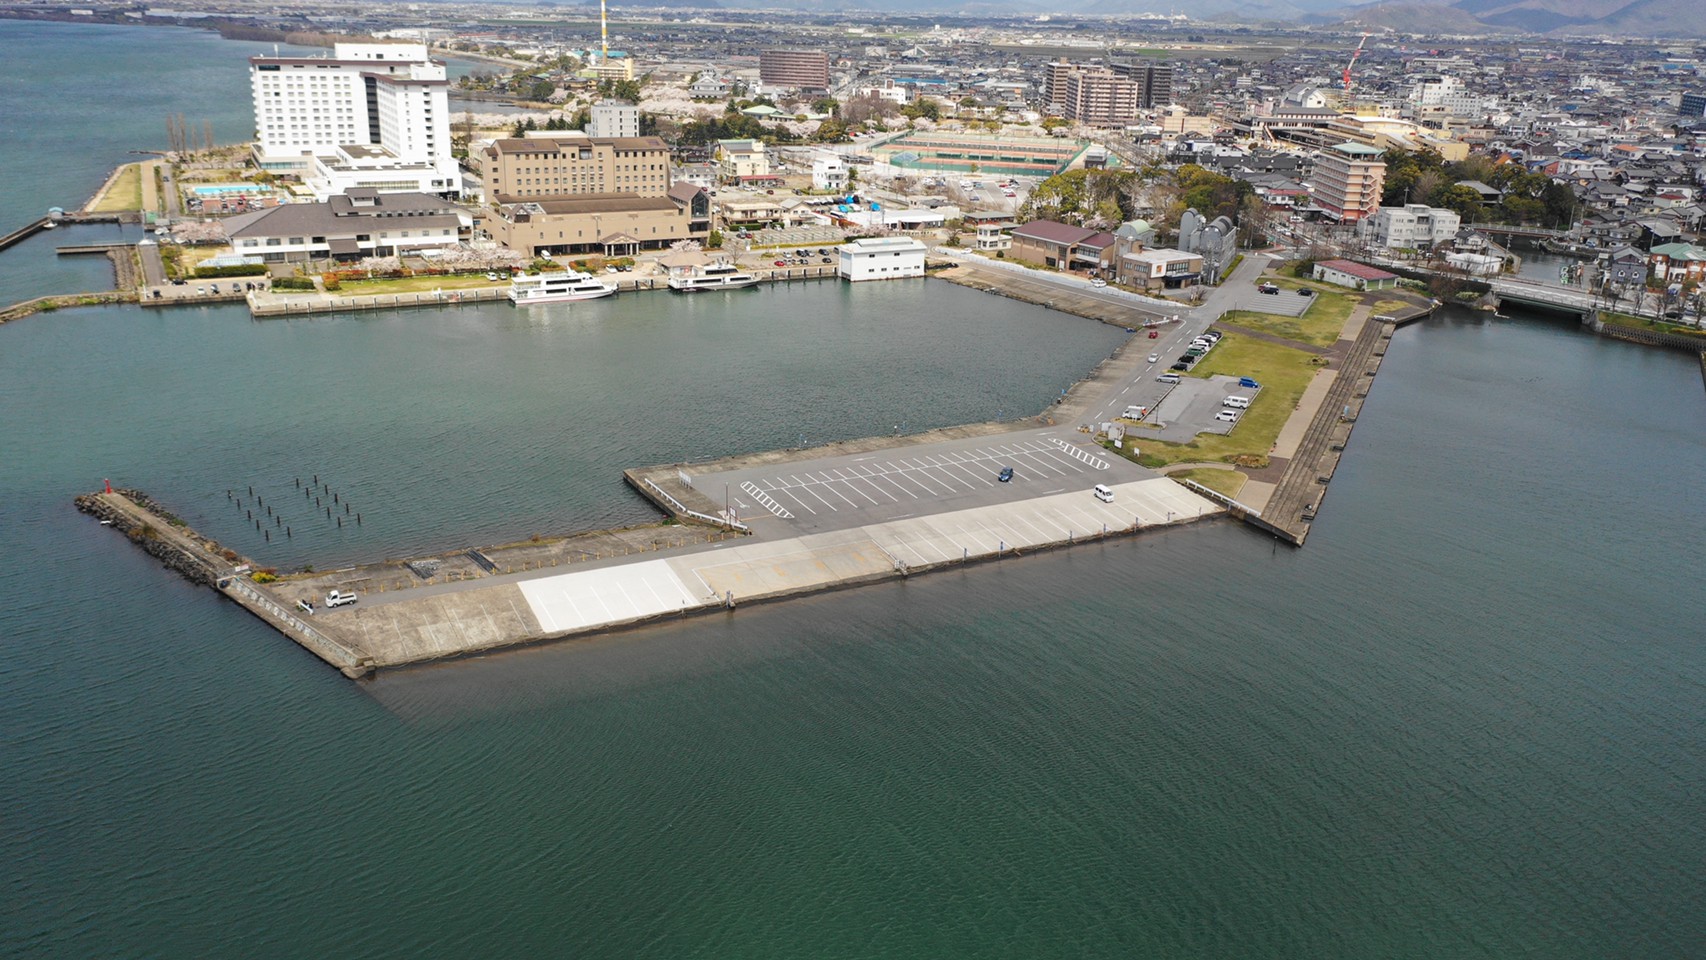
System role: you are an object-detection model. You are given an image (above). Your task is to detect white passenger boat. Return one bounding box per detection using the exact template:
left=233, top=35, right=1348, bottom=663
left=508, top=269, right=619, bottom=305
left=667, top=262, right=759, bottom=292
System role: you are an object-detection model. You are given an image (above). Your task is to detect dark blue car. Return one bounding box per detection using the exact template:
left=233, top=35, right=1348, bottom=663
left=998, top=466, right=1014, bottom=483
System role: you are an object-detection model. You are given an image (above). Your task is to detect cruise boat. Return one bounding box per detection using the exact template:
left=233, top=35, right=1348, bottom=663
left=507, top=269, right=619, bottom=305
left=667, top=262, right=759, bottom=292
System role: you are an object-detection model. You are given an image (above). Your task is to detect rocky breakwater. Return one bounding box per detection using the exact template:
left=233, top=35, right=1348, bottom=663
left=74, top=488, right=222, bottom=586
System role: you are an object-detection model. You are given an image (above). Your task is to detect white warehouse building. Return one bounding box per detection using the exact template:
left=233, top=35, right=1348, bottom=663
left=838, top=236, right=927, bottom=281
left=250, top=42, right=461, bottom=198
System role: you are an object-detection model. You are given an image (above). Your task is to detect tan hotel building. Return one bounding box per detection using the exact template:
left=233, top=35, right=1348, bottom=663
left=479, top=136, right=671, bottom=199
left=478, top=136, right=708, bottom=256
left=1311, top=142, right=1387, bottom=224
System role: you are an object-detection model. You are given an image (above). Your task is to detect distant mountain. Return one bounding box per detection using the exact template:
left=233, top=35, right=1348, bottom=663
left=1335, top=0, right=1706, bottom=36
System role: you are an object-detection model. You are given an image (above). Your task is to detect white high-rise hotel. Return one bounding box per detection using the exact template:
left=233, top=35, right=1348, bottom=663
left=250, top=42, right=460, bottom=198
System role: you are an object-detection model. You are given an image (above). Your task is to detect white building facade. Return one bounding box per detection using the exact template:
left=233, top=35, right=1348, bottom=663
left=812, top=155, right=848, bottom=192
left=1362, top=203, right=1462, bottom=250
left=838, top=237, right=927, bottom=281
left=250, top=42, right=460, bottom=197
left=588, top=100, right=640, bottom=139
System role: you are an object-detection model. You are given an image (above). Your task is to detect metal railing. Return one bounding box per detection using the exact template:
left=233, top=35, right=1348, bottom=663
left=222, top=577, right=363, bottom=668
left=643, top=478, right=750, bottom=531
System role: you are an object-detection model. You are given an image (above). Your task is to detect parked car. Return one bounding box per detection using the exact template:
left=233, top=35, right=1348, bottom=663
left=1158, top=373, right=1181, bottom=384
left=1147, top=353, right=1160, bottom=363
left=1258, top=283, right=1280, bottom=294
left=486, top=272, right=501, bottom=281
left=998, top=466, right=1014, bottom=483
left=774, top=260, right=788, bottom=266
left=1298, top=288, right=1315, bottom=296
left=1215, top=410, right=1240, bottom=423
left=1090, top=278, right=1107, bottom=288
left=1170, top=362, right=1190, bottom=371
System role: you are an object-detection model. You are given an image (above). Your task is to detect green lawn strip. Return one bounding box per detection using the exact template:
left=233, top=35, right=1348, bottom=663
left=1600, top=311, right=1706, bottom=338
left=91, top=164, right=144, bottom=213
left=336, top=274, right=501, bottom=295
left=1124, top=335, right=1320, bottom=467
left=1216, top=296, right=1350, bottom=347
left=1170, top=467, right=1247, bottom=499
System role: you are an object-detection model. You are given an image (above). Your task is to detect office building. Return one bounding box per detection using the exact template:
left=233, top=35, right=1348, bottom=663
left=249, top=42, right=459, bottom=196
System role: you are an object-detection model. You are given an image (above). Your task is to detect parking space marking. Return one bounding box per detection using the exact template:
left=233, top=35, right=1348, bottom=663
left=739, top=481, right=794, bottom=519
left=1049, top=438, right=1111, bottom=470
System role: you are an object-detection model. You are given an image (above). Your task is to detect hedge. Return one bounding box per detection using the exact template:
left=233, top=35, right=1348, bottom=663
left=194, top=264, right=271, bottom=278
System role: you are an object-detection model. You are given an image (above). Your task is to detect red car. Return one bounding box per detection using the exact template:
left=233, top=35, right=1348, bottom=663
left=774, top=260, right=787, bottom=266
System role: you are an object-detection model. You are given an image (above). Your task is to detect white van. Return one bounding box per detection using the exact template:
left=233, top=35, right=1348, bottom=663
left=1223, top=396, right=1251, bottom=409
left=1093, top=483, right=1115, bottom=503
left=324, top=590, right=359, bottom=608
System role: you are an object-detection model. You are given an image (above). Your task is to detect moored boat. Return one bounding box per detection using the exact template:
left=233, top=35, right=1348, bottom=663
left=667, top=262, right=759, bottom=292
left=508, top=269, right=619, bottom=305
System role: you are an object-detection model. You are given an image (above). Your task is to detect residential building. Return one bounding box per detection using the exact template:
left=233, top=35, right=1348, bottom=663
left=1311, top=142, right=1387, bottom=224
left=716, top=139, right=771, bottom=181
left=1062, top=67, right=1140, bottom=127
left=759, top=49, right=830, bottom=94
left=225, top=189, right=470, bottom=263
left=1112, top=59, right=1174, bottom=108
left=812, top=155, right=849, bottom=193
left=1362, top=204, right=1462, bottom=250
left=249, top=42, right=459, bottom=196
left=1045, top=60, right=1171, bottom=118
left=838, top=237, right=927, bottom=281
left=588, top=100, right=640, bottom=139
left=479, top=136, right=671, bottom=200
left=975, top=222, right=1011, bottom=252
left=1009, top=220, right=1110, bottom=270
left=1313, top=259, right=1399, bottom=290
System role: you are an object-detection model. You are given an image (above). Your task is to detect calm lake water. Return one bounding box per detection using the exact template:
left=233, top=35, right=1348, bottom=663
left=2, top=21, right=1703, bottom=960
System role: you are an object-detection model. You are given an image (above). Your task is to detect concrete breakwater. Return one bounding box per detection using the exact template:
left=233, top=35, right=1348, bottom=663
left=76, top=489, right=374, bottom=677
left=83, top=463, right=1223, bottom=678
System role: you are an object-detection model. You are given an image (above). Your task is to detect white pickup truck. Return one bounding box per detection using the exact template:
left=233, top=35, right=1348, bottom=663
left=324, top=590, right=359, bottom=608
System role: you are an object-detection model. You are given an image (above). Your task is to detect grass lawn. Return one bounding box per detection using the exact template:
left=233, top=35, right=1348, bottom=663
left=90, top=163, right=144, bottom=213
left=1171, top=467, right=1247, bottom=499
left=1601, top=311, right=1706, bottom=339
left=1123, top=334, right=1321, bottom=468
left=1217, top=294, right=1353, bottom=348
left=336, top=274, right=502, bottom=295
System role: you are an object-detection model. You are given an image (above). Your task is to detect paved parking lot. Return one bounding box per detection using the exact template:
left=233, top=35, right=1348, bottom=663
left=1220, top=286, right=1315, bottom=317
left=692, top=430, right=1150, bottom=534
left=1146, top=375, right=1259, bottom=441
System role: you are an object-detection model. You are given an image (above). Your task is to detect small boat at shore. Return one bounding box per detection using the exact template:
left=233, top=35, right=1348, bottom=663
left=508, top=269, right=618, bottom=305
left=668, top=262, right=759, bottom=292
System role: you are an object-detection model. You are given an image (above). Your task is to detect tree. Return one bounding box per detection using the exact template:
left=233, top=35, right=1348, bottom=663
left=1427, top=183, right=1484, bottom=222
left=707, top=229, right=724, bottom=249
left=812, top=97, right=839, bottom=116
left=902, top=98, right=941, bottom=121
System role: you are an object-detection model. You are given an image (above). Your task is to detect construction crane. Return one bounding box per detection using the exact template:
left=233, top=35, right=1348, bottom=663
left=1342, top=32, right=1371, bottom=93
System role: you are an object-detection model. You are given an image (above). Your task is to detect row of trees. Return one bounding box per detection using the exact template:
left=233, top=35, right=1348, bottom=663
left=1382, top=148, right=1578, bottom=229
left=1019, top=165, right=1256, bottom=235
